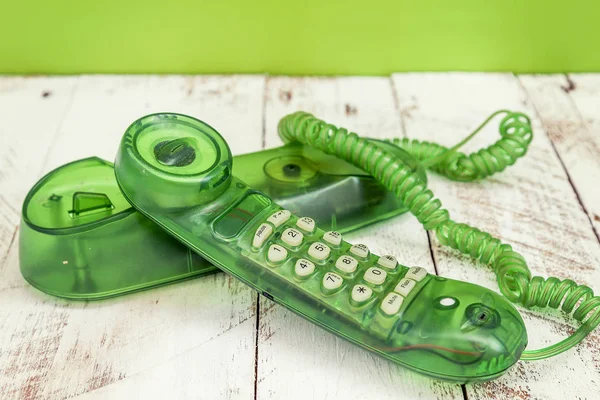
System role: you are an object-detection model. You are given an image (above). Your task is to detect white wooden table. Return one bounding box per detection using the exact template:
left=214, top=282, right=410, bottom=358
left=1, top=73, right=599, bottom=400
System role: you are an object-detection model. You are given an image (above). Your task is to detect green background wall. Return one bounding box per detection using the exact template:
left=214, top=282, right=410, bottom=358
left=1, top=0, right=598, bottom=75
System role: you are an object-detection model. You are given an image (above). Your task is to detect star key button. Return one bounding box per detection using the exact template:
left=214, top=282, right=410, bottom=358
left=351, top=284, right=373, bottom=303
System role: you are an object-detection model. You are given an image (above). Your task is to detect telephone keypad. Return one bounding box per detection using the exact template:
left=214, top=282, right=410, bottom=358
left=251, top=209, right=430, bottom=329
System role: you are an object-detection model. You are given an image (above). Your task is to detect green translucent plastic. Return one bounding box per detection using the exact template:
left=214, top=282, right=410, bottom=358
left=20, top=141, right=424, bottom=300
left=114, top=113, right=527, bottom=382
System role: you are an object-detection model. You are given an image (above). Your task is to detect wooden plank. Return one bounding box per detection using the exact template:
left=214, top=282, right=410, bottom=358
left=0, top=75, right=266, bottom=399
left=0, top=76, right=78, bottom=259
left=519, top=74, right=600, bottom=239
left=257, top=76, right=463, bottom=399
left=391, top=72, right=600, bottom=399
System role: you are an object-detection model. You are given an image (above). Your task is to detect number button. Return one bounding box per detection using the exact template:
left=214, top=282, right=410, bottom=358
left=267, top=244, right=288, bottom=264
left=322, top=272, right=343, bottom=291
left=350, top=244, right=369, bottom=258
left=394, top=278, right=416, bottom=297
left=364, top=267, right=387, bottom=285
left=296, top=217, right=315, bottom=233
left=381, top=293, right=404, bottom=316
left=295, top=258, right=316, bottom=277
left=351, top=285, right=373, bottom=303
left=377, top=255, right=397, bottom=270
left=253, top=223, right=273, bottom=248
left=405, top=267, right=428, bottom=282
left=267, top=210, right=291, bottom=227
left=308, top=242, right=331, bottom=261
left=323, top=231, right=342, bottom=246
left=335, top=255, right=358, bottom=274
left=281, top=228, right=303, bottom=247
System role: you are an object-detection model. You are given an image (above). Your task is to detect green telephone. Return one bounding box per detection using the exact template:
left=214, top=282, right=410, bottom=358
left=19, top=110, right=599, bottom=383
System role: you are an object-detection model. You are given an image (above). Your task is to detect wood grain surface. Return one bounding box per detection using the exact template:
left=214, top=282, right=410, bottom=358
left=0, top=74, right=598, bottom=399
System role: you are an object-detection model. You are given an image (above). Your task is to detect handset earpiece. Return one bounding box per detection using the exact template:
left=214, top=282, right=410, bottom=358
left=116, top=113, right=232, bottom=209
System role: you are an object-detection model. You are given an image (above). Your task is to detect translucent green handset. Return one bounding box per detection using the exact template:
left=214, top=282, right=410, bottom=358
left=114, top=113, right=527, bottom=382
left=20, top=142, right=424, bottom=300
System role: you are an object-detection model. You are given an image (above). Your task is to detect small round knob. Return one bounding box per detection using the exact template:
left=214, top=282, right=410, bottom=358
left=154, top=138, right=197, bottom=167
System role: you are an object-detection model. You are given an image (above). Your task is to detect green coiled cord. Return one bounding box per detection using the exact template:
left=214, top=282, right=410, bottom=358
left=278, top=110, right=600, bottom=360
left=389, top=110, right=533, bottom=182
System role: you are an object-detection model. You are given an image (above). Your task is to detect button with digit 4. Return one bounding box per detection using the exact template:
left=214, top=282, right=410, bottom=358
left=406, top=266, right=428, bottom=282
left=350, top=244, right=369, bottom=258
left=322, top=272, right=343, bottom=291
left=296, top=217, right=315, bottom=233
left=322, top=231, right=342, bottom=246
left=364, top=267, right=387, bottom=285
left=377, top=255, right=397, bottom=270
left=267, top=244, right=288, bottom=263
left=394, top=278, right=416, bottom=297
left=267, top=210, right=291, bottom=227
left=351, top=284, right=373, bottom=303
left=281, top=228, right=303, bottom=247
left=381, top=292, right=404, bottom=316
left=253, top=223, right=273, bottom=248
left=335, top=255, right=358, bottom=273
left=295, top=258, right=315, bottom=277
left=308, top=242, right=330, bottom=261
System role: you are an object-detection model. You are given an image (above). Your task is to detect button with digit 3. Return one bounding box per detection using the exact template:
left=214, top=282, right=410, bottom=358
left=296, top=217, right=315, bottom=233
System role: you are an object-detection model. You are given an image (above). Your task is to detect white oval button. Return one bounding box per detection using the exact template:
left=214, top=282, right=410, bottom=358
left=351, top=285, right=373, bottom=303
left=322, top=272, right=343, bottom=291
left=381, top=293, right=404, bottom=316
left=282, top=228, right=303, bottom=247
left=364, top=267, right=387, bottom=285
left=295, top=258, right=315, bottom=277
left=267, top=244, right=288, bottom=263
